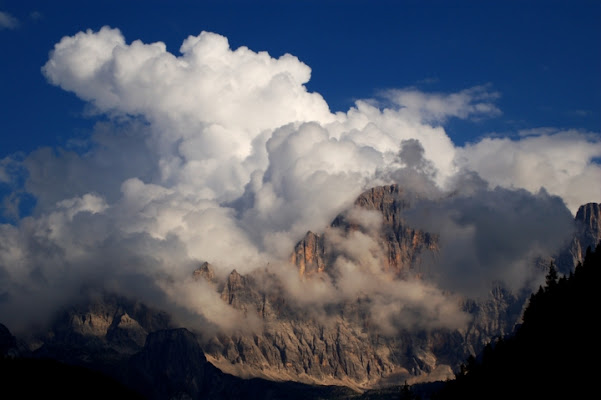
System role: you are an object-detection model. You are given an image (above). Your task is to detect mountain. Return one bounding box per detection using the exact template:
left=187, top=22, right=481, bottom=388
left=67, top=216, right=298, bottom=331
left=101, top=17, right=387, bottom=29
left=431, top=241, right=600, bottom=399
left=331, top=185, right=438, bottom=275
left=30, top=293, right=173, bottom=372
left=1, top=322, right=357, bottom=399
left=198, top=184, right=535, bottom=388
left=575, top=203, right=601, bottom=253
left=201, top=187, right=600, bottom=389
left=2, top=185, right=597, bottom=398
left=566, top=203, right=601, bottom=269
left=291, top=185, right=437, bottom=278
left=553, top=202, right=601, bottom=274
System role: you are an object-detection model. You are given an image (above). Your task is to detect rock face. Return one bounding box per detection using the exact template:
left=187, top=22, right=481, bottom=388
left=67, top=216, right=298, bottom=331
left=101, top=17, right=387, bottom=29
left=291, top=185, right=437, bottom=278
left=558, top=202, right=601, bottom=273
left=574, top=203, right=601, bottom=261
left=461, top=285, right=525, bottom=353
left=203, top=184, right=593, bottom=389
left=35, top=294, right=172, bottom=366
left=291, top=232, right=326, bottom=277
left=577, top=203, right=601, bottom=236
left=338, top=185, right=437, bottom=274
left=129, top=328, right=358, bottom=400
left=202, top=185, right=511, bottom=389
left=193, top=262, right=217, bottom=283
left=2, top=322, right=357, bottom=400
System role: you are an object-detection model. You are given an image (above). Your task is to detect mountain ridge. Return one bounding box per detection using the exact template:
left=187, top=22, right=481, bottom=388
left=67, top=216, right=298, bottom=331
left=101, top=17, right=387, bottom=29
left=2, top=184, right=598, bottom=397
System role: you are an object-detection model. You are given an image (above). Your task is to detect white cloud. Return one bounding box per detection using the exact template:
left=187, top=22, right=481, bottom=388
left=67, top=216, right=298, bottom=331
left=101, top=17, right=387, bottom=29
left=456, top=129, right=601, bottom=213
left=0, top=11, right=19, bottom=30
left=1, top=27, right=600, bottom=333
left=384, top=84, right=502, bottom=123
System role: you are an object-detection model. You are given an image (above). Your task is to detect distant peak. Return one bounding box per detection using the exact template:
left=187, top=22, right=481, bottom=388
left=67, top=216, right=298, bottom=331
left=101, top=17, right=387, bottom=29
left=576, top=203, right=601, bottom=223
left=193, top=261, right=216, bottom=283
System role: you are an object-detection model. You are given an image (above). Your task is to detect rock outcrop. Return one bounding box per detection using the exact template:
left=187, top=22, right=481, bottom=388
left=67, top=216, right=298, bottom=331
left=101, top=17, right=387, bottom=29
left=574, top=203, right=601, bottom=261
left=35, top=293, right=172, bottom=366
left=558, top=202, right=601, bottom=273
left=203, top=185, right=476, bottom=388
left=293, top=185, right=438, bottom=277
left=202, top=184, right=586, bottom=389
left=291, top=231, right=326, bottom=277
left=193, top=262, right=217, bottom=284
left=3, top=322, right=357, bottom=400
left=341, top=185, right=437, bottom=274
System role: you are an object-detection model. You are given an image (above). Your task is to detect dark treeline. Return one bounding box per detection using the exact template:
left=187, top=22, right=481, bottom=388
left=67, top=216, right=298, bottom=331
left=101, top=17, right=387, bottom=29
left=432, top=241, right=600, bottom=400
left=0, top=357, right=145, bottom=399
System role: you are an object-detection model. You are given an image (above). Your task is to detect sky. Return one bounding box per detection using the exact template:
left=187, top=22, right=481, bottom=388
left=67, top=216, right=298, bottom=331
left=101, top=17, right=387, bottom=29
left=1, top=1, right=600, bottom=154
left=0, top=1, right=600, bottom=333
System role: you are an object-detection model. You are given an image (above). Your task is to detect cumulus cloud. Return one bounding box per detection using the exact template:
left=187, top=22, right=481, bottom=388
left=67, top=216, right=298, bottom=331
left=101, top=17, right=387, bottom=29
left=456, top=129, right=601, bottom=213
left=0, top=11, right=19, bottom=30
left=0, top=27, right=599, bottom=333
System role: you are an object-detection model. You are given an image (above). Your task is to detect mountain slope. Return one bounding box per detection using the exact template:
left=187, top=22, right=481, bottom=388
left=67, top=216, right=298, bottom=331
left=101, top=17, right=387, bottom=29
left=1, top=323, right=357, bottom=400
left=432, top=241, right=600, bottom=399
left=5, top=186, right=596, bottom=395
left=200, top=184, right=530, bottom=388
left=565, top=203, right=601, bottom=271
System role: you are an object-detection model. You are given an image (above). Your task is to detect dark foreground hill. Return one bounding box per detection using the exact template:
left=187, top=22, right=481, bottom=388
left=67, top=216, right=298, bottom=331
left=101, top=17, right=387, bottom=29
left=431, top=241, right=601, bottom=400
left=0, top=356, right=144, bottom=399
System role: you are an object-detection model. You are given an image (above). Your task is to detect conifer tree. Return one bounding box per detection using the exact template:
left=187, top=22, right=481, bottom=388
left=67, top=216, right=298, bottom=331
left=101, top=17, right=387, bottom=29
left=545, top=261, right=558, bottom=290
left=399, top=381, right=413, bottom=400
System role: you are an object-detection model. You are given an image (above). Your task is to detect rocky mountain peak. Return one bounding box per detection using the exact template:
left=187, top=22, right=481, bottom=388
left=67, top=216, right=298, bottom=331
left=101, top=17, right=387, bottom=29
left=220, top=270, right=263, bottom=314
left=353, top=184, right=409, bottom=220
left=290, top=231, right=326, bottom=277
left=292, top=184, right=436, bottom=277
left=348, top=184, right=435, bottom=274
left=575, top=203, right=601, bottom=240
left=224, top=269, right=244, bottom=291
left=561, top=202, right=601, bottom=270
left=193, top=261, right=216, bottom=284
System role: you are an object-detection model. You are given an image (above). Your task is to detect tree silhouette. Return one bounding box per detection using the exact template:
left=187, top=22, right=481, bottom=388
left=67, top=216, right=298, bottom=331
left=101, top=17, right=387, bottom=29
left=545, top=261, right=558, bottom=290
left=432, top=240, right=600, bottom=400
left=399, top=380, right=421, bottom=400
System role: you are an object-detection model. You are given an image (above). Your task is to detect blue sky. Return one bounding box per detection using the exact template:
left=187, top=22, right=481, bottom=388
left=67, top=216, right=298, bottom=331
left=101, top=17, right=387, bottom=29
left=1, top=0, right=599, bottom=154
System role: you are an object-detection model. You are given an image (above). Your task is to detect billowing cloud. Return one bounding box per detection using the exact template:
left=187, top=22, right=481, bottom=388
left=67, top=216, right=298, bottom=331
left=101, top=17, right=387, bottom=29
left=456, top=129, right=601, bottom=213
left=404, top=182, right=576, bottom=297
left=0, top=27, right=599, bottom=333
left=0, top=11, right=19, bottom=30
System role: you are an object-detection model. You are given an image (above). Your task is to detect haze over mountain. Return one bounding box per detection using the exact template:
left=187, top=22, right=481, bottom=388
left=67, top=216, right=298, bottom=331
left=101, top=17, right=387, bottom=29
left=1, top=188, right=598, bottom=396
left=0, top=21, right=600, bottom=397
